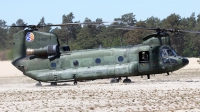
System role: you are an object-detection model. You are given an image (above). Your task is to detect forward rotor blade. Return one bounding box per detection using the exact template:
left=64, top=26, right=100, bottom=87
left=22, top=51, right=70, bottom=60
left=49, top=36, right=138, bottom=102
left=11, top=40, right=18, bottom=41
left=177, top=30, right=200, bottom=34
left=116, top=27, right=158, bottom=31
left=116, top=26, right=200, bottom=34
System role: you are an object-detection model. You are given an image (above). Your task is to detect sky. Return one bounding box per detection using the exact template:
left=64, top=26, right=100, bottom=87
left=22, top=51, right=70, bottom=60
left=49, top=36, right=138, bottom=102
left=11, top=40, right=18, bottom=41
left=1, top=0, right=200, bottom=25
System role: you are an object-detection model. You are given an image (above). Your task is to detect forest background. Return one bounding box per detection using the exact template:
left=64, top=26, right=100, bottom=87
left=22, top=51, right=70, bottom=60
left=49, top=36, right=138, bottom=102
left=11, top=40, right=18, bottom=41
left=0, top=12, right=200, bottom=60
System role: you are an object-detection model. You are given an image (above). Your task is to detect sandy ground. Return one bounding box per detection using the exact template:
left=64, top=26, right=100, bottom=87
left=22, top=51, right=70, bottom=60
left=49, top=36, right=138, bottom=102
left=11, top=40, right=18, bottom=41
left=0, top=58, right=200, bottom=111
left=0, top=61, right=23, bottom=77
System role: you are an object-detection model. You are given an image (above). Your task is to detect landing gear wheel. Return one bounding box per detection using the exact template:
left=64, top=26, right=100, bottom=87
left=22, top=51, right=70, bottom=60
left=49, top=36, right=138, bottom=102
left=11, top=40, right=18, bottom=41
left=73, top=74, right=77, bottom=85
left=74, top=80, right=77, bottom=85
left=110, top=78, right=119, bottom=83
left=147, top=74, right=150, bottom=79
left=117, top=77, right=122, bottom=81
left=123, top=77, right=132, bottom=83
left=51, top=82, right=57, bottom=86
left=35, top=81, right=42, bottom=86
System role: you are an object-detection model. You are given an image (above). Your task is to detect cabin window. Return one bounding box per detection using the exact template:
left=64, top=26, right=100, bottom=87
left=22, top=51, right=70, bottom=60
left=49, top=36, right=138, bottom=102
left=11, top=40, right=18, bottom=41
left=95, top=58, right=101, bottom=64
left=118, top=56, right=124, bottom=62
left=51, top=62, right=56, bottom=68
left=73, top=60, right=79, bottom=67
left=139, top=51, right=149, bottom=63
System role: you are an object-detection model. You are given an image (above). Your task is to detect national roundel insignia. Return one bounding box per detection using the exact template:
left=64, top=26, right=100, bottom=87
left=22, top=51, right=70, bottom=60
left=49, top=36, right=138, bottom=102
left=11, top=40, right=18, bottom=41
left=26, top=32, right=34, bottom=42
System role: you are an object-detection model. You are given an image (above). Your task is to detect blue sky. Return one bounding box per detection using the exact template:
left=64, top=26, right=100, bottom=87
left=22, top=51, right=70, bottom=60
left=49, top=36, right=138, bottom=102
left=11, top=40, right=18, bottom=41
left=1, top=0, right=200, bottom=25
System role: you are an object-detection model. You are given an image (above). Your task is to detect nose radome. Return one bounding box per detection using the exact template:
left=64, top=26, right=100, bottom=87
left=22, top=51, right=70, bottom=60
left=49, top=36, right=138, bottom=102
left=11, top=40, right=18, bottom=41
left=182, top=58, right=189, bottom=66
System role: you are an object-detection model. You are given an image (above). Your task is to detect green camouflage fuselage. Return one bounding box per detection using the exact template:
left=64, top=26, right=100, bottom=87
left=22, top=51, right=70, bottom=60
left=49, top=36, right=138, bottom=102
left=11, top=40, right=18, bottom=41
left=12, top=30, right=188, bottom=83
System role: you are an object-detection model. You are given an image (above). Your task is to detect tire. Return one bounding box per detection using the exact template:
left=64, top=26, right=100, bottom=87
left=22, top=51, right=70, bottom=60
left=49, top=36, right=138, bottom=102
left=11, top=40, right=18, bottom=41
left=110, top=78, right=119, bottom=83
left=123, top=79, right=132, bottom=83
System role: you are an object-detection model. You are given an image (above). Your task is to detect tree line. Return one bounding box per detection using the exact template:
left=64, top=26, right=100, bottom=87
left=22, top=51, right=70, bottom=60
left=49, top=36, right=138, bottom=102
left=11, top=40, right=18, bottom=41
left=0, top=12, right=200, bottom=59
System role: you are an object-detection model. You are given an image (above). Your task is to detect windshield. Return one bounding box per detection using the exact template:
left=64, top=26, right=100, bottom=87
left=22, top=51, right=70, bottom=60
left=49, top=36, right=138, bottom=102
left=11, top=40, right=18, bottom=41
left=166, top=49, right=177, bottom=56
left=160, top=46, right=177, bottom=57
left=160, top=46, right=178, bottom=64
left=171, top=49, right=177, bottom=56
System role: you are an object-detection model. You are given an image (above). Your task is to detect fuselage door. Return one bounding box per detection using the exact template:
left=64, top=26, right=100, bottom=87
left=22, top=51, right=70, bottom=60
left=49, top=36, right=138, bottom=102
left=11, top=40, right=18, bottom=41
left=138, top=51, right=151, bottom=72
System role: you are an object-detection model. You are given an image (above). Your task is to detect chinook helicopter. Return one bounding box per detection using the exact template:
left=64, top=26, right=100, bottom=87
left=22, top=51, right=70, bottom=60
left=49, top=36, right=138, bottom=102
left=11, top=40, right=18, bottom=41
left=10, top=22, right=199, bottom=86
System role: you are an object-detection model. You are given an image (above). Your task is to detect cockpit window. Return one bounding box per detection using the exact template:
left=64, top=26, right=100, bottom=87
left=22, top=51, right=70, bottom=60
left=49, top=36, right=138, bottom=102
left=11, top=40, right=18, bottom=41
left=164, top=58, right=170, bottom=63
left=160, top=50, right=168, bottom=58
left=167, top=50, right=173, bottom=56
left=160, top=46, right=178, bottom=64
left=160, top=47, right=177, bottom=57
left=171, top=50, right=177, bottom=56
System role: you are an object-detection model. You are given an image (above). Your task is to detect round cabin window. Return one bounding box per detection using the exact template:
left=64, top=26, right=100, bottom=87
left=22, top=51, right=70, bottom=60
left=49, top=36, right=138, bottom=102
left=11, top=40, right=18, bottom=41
left=51, top=62, right=56, bottom=68
left=95, top=58, right=101, bottom=64
left=73, top=60, right=79, bottom=67
left=118, top=56, right=124, bottom=62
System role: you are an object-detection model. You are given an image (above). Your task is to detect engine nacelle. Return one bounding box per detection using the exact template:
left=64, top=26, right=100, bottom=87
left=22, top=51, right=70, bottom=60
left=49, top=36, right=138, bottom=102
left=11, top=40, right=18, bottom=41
left=26, top=45, right=60, bottom=60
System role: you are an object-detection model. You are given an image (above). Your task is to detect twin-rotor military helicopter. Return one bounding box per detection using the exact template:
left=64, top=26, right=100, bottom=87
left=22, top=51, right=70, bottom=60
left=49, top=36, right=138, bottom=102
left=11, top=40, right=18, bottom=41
left=10, top=21, right=199, bottom=86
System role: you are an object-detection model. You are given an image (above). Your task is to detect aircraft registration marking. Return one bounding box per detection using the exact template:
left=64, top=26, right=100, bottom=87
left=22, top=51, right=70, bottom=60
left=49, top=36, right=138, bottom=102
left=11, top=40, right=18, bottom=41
left=47, top=71, right=61, bottom=76
left=38, top=38, right=48, bottom=41
left=77, top=69, right=104, bottom=75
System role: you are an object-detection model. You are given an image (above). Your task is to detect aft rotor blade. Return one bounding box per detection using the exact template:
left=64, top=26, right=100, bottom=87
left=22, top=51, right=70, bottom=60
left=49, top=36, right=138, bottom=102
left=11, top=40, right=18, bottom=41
left=9, top=25, right=28, bottom=27
left=45, top=23, right=80, bottom=26
left=8, top=21, right=120, bottom=29
left=60, top=21, right=118, bottom=25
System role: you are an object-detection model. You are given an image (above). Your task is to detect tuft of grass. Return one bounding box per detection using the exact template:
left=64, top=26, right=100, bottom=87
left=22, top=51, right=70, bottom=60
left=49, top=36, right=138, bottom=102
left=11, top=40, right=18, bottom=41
left=0, top=49, right=13, bottom=60
left=6, top=49, right=13, bottom=60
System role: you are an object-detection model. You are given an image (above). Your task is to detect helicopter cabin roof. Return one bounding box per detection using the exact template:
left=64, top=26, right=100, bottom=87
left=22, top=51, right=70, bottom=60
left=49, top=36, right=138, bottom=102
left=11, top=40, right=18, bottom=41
left=143, top=33, right=170, bottom=41
left=61, top=44, right=149, bottom=54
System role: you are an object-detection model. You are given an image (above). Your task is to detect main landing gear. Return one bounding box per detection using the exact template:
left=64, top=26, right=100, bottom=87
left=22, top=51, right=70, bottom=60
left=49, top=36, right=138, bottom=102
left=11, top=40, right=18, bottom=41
left=51, top=82, right=57, bottom=86
left=147, top=74, right=150, bottom=79
left=36, top=81, right=58, bottom=86
left=110, top=78, right=119, bottom=83
left=73, top=74, right=77, bottom=85
left=110, top=77, right=122, bottom=83
left=35, top=81, right=42, bottom=86
left=110, top=77, right=132, bottom=83
left=123, top=77, right=132, bottom=83
left=74, top=80, right=77, bottom=85
left=141, top=74, right=151, bottom=79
